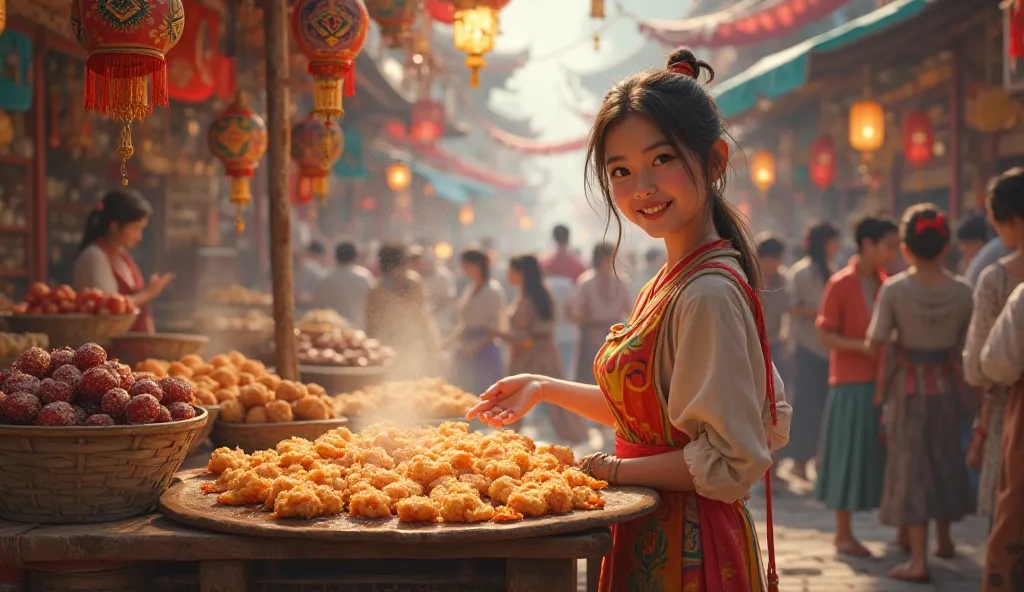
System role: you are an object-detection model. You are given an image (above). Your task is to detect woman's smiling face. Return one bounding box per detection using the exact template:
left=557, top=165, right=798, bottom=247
left=603, top=114, right=711, bottom=240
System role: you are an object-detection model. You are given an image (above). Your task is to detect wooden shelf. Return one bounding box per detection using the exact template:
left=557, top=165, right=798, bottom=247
left=0, top=270, right=29, bottom=278
left=46, top=202, right=94, bottom=212
left=0, top=226, right=28, bottom=233
left=0, top=154, right=31, bottom=166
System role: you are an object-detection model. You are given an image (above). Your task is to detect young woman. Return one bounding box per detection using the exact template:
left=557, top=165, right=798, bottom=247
left=964, top=168, right=1024, bottom=526
left=866, top=204, right=973, bottom=582
left=814, top=214, right=898, bottom=557
left=569, top=242, right=633, bottom=384
left=504, top=255, right=588, bottom=445
left=446, top=249, right=506, bottom=394
left=785, top=222, right=839, bottom=480
left=980, top=283, right=1024, bottom=592
left=72, top=189, right=174, bottom=334
left=467, top=49, right=791, bottom=591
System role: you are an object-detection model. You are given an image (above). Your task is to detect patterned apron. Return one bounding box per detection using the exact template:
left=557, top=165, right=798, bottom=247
left=595, top=240, right=779, bottom=592
left=96, top=238, right=152, bottom=334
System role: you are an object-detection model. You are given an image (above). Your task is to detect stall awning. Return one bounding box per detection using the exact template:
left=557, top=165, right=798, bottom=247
left=713, top=0, right=929, bottom=118
left=411, top=162, right=496, bottom=205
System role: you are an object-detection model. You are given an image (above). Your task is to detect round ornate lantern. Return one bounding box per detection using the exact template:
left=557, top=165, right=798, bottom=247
left=459, top=204, right=474, bottom=226
left=427, top=0, right=455, bottom=24
left=809, top=136, right=836, bottom=190
left=387, top=162, right=412, bottom=191
left=750, top=151, right=776, bottom=195
left=291, top=116, right=344, bottom=204
left=364, top=0, right=417, bottom=47
left=292, top=0, right=369, bottom=123
left=208, top=93, right=268, bottom=233
left=452, top=1, right=500, bottom=88
left=849, top=100, right=886, bottom=155
left=70, top=0, right=185, bottom=186
left=410, top=100, right=446, bottom=143
left=901, top=109, right=933, bottom=167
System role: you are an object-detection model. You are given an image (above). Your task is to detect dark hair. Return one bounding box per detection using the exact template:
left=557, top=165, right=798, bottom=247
left=460, top=248, right=490, bottom=282
left=77, top=189, right=152, bottom=254
left=584, top=48, right=760, bottom=292
left=956, top=213, right=990, bottom=242
left=510, top=255, right=553, bottom=321
left=755, top=233, right=786, bottom=259
left=987, top=167, right=1024, bottom=223
left=378, top=243, right=406, bottom=276
left=552, top=225, right=570, bottom=246
left=901, top=203, right=950, bottom=261
left=853, top=213, right=899, bottom=253
left=308, top=241, right=325, bottom=256
left=804, top=221, right=839, bottom=282
left=335, top=242, right=357, bottom=265
left=592, top=242, right=616, bottom=269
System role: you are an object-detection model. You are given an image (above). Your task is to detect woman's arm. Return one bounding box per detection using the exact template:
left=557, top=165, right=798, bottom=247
left=863, top=281, right=896, bottom=357
left=981, top=283, right=1024, bottom=385
left=616, top=450, right=695, bottom=491
left=467, top=374, right=614, bottom=427
left=819, top=329, right=871, bottom=353
left=539, top=377, right=615, bottom=426
left=964, top=268, right=1003, bottom=387
left=815, top=274, right=871, bottom=354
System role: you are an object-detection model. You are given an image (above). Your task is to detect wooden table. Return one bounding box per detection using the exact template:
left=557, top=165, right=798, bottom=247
left=0, top=514, right=612, bottom=592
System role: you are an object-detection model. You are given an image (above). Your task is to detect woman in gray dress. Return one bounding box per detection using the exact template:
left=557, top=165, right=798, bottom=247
left=866, top=204, right=974, bottom=584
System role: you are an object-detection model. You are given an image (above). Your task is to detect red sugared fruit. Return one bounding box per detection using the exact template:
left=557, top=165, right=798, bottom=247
left=166, top=402, right=196, bottom=421
left=154, top=406, right=171, bottom=423
left=79, top=367, right=120, bottom=401
left=159, top=377, right=193, bottom=404
left=129, top=379, right=164, bottom=403
left=4, top=371, right=40, bottom=396
left=102, top=294, right=130, bottom=315
left=25, top=282, right=50, bottom=305
left=34, top=401, right=77, bottom=426
left=51, top=364, right=82, bottom=388
left=100, top=388, right=131, bottom=420
left=104, top=360, right=135, bottom=390
left=73, top=342, right=107, bottom=371
left=82, top=400, right=103, bottom=417
left=15, top=347, right=51, bottom=378
left=73, top=405, right=88, bottom=425
left=0, top=392, right=41, bottom=424
left=85, top=414, right=116, bottom=426
left=49, top=347, right=75, bottom=368
left=38, top=378, right=75, bottom=404
left=125, top=394, right=161, bottom=425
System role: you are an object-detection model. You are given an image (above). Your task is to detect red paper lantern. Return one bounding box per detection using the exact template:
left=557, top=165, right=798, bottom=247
left=410, top=100, right=445, bottom=143
left=809, top=135, right=836, bottom=190
left=291, top=116, right=344, bottom=204
left=208, top=93, right=268, bottom=233
left=901, top=110, right=934, bottom=167
left=426, top=0, right=455, bottom=24
left=364, top=0, right=418, bottom=47
left=292, top=0, right=369, bottom=121
left=70, top=0, right=185, bottom=186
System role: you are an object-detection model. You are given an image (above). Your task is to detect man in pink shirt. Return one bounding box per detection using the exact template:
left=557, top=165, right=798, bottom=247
left=541, top=224, right=586, bottom=282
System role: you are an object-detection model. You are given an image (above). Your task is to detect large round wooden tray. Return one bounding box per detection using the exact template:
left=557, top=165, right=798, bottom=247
left=299, top=364, right=388, bottom=394
left=158, top=469, right=659, bottom=543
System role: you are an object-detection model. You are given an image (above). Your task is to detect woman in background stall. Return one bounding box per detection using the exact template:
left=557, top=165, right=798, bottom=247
left=73, top=189, right=174, bottom=334
left=569, top=242, right=633, bottom=384
left=446, top=249, right=506, bottom=395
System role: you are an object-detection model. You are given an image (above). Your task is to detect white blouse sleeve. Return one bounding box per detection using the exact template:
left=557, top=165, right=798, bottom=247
left=72, top=245, right=119, bottom=294
left=665, top=272, right=792, bottom=503
left=981, top=284, right=1024, bottom=386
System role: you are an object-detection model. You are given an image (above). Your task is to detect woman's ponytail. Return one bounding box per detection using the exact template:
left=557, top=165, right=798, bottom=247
left=711, top=195, right=761, bottom=294
left=76, top=189, right=153, bottom=255
left=77, top=209, right=106, bottom=255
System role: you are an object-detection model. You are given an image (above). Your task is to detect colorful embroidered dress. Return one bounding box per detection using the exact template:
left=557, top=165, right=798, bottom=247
left=595, top=240, right=779, bottom=592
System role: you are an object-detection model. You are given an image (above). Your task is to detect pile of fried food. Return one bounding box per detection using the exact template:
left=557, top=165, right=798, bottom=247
left=205, top=422, right=607, bottom=523
left=135, top=352, right=338, bottom=423
left=296, top=309, right=350, bottom=334
left=334, top=378, right=479, bottom=419
left=204, top=284, right=273, bottom=307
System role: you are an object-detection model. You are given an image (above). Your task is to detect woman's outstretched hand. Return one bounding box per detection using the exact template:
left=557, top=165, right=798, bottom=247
left=148, top=273, right=174, bottom=297
left=465, top=374, right=545, bottom=427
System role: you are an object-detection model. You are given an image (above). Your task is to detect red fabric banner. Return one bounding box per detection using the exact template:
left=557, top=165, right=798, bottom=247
left=166, top=0, right=222, bottom=103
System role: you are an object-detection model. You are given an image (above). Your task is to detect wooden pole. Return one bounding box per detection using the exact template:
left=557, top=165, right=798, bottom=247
left=949, top=47, right=963, bottom=222
left=264, top=0, right=298, bottom=380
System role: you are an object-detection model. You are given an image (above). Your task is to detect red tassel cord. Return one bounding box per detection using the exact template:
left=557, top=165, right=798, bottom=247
left=84, top=53, right=167, bottom=119
left=343, top=61, right=355, bottom=97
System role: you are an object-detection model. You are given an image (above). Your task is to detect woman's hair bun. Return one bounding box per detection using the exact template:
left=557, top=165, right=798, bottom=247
left=666, top=48, right=715, bottom=83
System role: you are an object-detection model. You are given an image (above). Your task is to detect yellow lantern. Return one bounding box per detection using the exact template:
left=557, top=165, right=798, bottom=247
left=750, top=151, right=775, bottom=195
left=518, top=215, right=533, bottom=231
left=434, top=241, right=454, bottom=260
left=849, top=100, right=886, bottom=155
left=459, top=204, right=475, bottom=226
left=453, top=4, right=499, bottom=88
left=591, top=0, right=604, bottom=50
left=387, top=162, right=412, bottom=191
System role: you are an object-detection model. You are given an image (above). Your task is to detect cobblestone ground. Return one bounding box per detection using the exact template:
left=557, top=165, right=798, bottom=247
left=576, top=466, right=988, bottom=592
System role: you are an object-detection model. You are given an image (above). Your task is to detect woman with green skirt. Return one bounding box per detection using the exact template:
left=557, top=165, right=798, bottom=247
left=814, top=214, right=899, bottom=557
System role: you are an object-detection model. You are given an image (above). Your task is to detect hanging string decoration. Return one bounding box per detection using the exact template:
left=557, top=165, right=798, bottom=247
left=70, top=0, right=184, bottom=186
left=291, top=115, right=344, bottom=206
left=208, top=92, right=268, bottom=233
left=364, top=0, right=418, bottom=48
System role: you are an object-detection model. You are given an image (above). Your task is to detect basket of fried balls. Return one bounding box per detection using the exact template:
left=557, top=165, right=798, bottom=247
left=0, top=343, right=208, bottom=523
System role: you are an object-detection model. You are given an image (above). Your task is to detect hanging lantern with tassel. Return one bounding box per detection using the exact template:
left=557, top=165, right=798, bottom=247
left=809, top=136, right=836, bottom=190
left=364, top=0, right=418, bottom=48
left=849, top=99, right=886, bottom=157
left=291, top=115, right=344, bottom=206
left=901, top=109, right=934, bottom=168
left=591, top=0, right=604, bottom=50
left=750, top=150, right=776, bottom=196
left=70, top=0, right=185, bottom=187
left=410, top=100, right=446, bottom=143
left=207, top=93, right=268, bottom=233
left=452, top=0, right=502, bottom=88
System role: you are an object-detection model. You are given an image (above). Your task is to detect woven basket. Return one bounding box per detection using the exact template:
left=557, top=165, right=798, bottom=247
left=5, top=314, right=138, bottom=349
left=0, top=407, right=208, bottom=523
left=187, top=405, right=220, bottom=456
left=298, top=365, right=388, bottom=395
left=210, top=418, right=348, bottom=452
left=108, top=332, right=209, bottom=367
